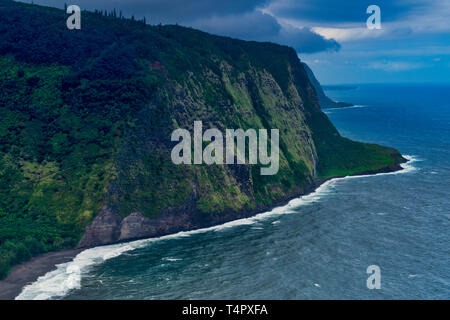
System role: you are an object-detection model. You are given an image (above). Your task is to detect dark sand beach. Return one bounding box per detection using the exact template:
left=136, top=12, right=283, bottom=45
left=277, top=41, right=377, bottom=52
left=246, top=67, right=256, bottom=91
left=0, top=249, right=82, bottom=300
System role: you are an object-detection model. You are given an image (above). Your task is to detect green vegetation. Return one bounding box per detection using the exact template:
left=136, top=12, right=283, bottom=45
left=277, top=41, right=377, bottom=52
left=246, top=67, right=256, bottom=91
left=305, top=111, right=402, bottom=178
left=0, top=0, right=404, bottom=279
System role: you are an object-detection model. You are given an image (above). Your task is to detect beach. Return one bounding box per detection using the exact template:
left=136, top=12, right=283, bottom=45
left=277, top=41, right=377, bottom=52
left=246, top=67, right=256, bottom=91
left=0, top=249, right=82, bottom=300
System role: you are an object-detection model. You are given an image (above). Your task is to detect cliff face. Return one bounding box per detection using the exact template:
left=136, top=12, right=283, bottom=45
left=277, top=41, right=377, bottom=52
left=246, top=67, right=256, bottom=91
left=74, top=26, right=404, bottom=247
left=77, top=48, right=322, bottom=247
left=0, top=0, right=405, bottom=271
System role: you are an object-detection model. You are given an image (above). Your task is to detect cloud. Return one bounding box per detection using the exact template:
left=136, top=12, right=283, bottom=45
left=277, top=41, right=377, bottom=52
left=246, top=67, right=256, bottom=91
left=366, top=61, right=426, bottom=71
left=312, top=27, right=387, bottom=42
left=193, top=11, right=340, bottom=53
left=279, top=25, right=340, bottom=53
left=265, top=0, right=420, bottom=24
left=268, top=0, right=450, bottom=42
left=192, top=11, right=281, bottom=40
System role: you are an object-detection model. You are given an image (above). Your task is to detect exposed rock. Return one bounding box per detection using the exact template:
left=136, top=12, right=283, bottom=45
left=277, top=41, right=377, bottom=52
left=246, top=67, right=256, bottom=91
left=118, top=212, right=153, bottom=241
left=77, top=206, right=122, bottom=248
left=79, top=183, right=200, bottom=246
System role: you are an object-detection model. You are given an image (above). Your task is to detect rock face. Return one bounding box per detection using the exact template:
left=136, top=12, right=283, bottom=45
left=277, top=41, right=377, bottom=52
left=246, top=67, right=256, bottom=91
left=119, top=210, right=195, bottom=242
left=119, top=212, right=153, bottom=241
left=77, top=206, right=122, bottom=248
left=78, top=187, right=199, bottom=247
left=78, top=208, right=196, bottom=247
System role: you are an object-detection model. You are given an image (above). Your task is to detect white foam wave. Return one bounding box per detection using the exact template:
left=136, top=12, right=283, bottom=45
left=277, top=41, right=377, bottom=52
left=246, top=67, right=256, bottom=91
left=16, top=154, right=418, bottom=300
left=162, top=257, right=182, bottom=262
left=340, top=105, right=366, bottom=109
left=323, top=105, right=366, bottom=114
left=15, top=243, right=146, bottom=300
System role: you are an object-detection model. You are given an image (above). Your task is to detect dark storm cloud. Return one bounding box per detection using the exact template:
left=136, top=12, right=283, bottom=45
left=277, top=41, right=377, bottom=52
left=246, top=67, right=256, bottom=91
left=192, top=11, right=282, bottom=41
left=193, top=11, right=340, bottom=53
left=267, top=0, right=425, bottom=24
left=25, top=0, right=340, bottom=53
left=279, top=26, right=340, bottom=53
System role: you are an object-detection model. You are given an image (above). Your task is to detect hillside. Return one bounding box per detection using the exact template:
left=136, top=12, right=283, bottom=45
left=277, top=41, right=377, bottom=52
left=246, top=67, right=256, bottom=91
left=0, top=0, right=405, bottom=278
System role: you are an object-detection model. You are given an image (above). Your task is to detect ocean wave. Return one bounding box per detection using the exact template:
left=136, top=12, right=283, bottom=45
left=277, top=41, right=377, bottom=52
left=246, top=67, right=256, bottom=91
left=340, top=105, right=366, bottom=109
left=162, top=257, right=182, bottom=262
left=16, top=154, right=418, bottom=300
left=323, top=105, right=366, bottom=114
left=15, top=242, right=147, bottom=300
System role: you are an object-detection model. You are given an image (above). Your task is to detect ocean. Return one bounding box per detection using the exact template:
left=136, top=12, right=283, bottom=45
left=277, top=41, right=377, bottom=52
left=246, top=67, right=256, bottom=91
left=16, top=84, right=450, bottom=300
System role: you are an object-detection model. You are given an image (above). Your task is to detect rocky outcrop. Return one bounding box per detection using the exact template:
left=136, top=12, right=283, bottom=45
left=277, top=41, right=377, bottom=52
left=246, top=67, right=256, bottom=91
left=78, top=184, right=199, bottom=247
left=77, top=206, right=122, bottom=248
left=117, top=211, right=194, bottom=242
left=78, top=208, right=197, bottom=248
left=118, top=212, right=152, bottom=241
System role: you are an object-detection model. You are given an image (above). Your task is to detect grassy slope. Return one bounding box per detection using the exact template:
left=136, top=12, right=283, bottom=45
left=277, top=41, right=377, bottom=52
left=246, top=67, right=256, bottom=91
left=0, top=1, right=404, bottom=278
left=306, top=110, right=403, bottom=179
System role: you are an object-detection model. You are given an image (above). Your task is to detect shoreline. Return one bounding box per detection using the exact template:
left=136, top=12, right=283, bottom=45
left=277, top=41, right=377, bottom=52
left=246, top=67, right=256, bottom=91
left=0, top=158, right=409, bottom=300
left=0, top=249, right=83, bottom=300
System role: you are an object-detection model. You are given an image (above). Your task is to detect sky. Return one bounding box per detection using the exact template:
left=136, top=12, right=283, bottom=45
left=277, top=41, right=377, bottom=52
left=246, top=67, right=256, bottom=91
left=20, top=0, right=450, bottom=84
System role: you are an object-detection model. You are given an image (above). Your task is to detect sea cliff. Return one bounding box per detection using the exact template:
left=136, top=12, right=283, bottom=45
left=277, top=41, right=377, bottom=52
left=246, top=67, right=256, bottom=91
left=0, top=0, right=405, bottom=277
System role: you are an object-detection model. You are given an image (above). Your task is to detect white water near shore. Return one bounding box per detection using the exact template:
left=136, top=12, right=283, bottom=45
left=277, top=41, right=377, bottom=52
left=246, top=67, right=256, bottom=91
left=15, top=155, right=418, bottom=300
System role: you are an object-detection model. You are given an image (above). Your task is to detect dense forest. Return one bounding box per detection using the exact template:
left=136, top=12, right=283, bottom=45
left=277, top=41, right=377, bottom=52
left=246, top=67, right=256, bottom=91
left=0, top=0, right=404, bottom=278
